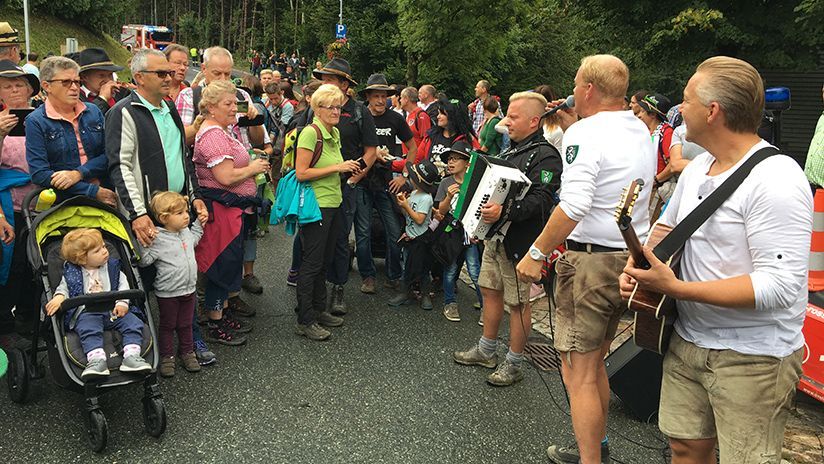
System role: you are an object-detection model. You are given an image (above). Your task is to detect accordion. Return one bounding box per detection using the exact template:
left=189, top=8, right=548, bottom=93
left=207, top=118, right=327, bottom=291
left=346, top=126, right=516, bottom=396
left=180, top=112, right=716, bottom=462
left=453, top=152, right=531, bottom=241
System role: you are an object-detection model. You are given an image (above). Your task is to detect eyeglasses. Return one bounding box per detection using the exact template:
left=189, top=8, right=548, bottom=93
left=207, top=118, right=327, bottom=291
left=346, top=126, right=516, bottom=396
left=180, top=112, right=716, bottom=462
left=47, top=79, right=81, bottom=88
left=140, top=70, right=173, bottom=79
left=319, top=105, right=342, bottom=112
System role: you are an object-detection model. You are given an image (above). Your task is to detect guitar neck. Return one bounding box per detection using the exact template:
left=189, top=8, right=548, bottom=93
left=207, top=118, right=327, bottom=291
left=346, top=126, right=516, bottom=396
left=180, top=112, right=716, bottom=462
left=618, top=218, right=650, bottom=269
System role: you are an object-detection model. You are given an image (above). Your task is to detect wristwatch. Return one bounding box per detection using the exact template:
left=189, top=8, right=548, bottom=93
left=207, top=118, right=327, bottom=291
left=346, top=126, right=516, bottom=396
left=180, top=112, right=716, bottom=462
left=529, top=244, right=548, bottom=261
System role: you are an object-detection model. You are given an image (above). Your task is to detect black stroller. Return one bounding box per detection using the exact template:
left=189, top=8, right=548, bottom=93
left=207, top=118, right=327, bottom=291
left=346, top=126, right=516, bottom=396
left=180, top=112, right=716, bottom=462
left=4, top=189, right=166, bottom=452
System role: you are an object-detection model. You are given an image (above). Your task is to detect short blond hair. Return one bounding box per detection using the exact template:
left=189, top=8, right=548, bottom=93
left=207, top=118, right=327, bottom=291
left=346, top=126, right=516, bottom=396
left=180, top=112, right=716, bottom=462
left=199, top=79, right=236, bottom=116
left=578, top=54, right=629, bottom=100
left=695, top=56, right=764, bottom=134
left=61, top=228, right=104, bottom=265
left=509, top=91, right=547, bottom=117
left=260, top=68, right=273, bottom=77
left=150, top=191, right=189, bottom=223
left=310, top=84, right=345, bottom=113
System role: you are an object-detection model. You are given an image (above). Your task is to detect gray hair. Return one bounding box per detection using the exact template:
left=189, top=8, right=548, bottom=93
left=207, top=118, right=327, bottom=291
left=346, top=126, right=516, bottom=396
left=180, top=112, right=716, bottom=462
left=130, top=48, right=166, bottom=75
left=0, top=44, right=17, bottom=61
left=401, top=86, right=418, bottom=103
left=203, top=46, right=233, bottom=66
left=40, top=56, right=80, bottom=83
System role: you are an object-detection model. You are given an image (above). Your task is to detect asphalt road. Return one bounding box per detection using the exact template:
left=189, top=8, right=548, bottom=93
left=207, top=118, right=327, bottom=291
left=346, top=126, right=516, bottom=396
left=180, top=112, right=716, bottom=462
left=0, top=224, right=667, bottom=464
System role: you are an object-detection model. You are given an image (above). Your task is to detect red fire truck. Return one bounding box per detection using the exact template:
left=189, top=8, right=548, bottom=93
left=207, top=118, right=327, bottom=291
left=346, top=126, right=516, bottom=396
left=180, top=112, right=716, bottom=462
left=120, top=24, right=174, bottom=51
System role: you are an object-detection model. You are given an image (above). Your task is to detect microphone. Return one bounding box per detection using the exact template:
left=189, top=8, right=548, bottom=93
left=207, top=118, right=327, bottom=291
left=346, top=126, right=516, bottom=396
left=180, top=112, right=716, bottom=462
left=541, top=95, right=575, bottom=119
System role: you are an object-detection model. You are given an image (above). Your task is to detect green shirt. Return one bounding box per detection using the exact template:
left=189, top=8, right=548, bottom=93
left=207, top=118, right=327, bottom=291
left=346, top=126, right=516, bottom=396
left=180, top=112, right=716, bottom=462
left=135, top=92, right=185, bottom=193
left=479, top=116, right=503, bottom=156
left=805, top=112, right=824, bottom=187
left=297, top=117, right=343, bottom=208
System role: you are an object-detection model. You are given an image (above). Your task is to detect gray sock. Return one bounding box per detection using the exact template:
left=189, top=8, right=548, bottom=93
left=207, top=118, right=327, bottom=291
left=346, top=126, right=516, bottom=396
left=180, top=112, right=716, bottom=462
left=478, top=336, right=497, bottom=357
left=505, top=349, right=524, bottom=366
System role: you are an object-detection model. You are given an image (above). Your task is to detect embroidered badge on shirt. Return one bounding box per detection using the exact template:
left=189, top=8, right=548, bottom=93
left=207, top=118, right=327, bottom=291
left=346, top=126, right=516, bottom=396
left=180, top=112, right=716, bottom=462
left=565, top=145, right=579, bottom=164
left=541, top=170, right=553, bottom=184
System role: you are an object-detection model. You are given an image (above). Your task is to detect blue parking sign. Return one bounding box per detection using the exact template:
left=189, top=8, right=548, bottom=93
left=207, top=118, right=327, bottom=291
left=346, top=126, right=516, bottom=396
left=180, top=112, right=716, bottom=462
left=336, top=24, right=347, bottom=39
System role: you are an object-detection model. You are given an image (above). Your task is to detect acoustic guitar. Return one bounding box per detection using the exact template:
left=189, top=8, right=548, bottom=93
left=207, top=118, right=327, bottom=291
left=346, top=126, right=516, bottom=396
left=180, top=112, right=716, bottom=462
left=614, top=179, right=679, bottom=354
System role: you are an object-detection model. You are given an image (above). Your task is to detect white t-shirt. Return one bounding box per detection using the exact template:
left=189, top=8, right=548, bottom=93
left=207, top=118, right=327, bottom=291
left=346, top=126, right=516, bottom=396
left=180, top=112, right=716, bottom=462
left=559, top=110, right=656, bottom=248
left=669, top=124, right=705, bottom=161
left=543, top=125, right=564, bottom=153
left=661, top=140, right=812, bottom=357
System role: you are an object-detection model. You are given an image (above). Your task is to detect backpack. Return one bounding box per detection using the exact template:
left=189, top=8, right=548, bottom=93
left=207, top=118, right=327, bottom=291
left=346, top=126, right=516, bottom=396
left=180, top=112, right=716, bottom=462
left=280, top=108, right=314, bottom=173
left=270, top=124, right=325, bottom=232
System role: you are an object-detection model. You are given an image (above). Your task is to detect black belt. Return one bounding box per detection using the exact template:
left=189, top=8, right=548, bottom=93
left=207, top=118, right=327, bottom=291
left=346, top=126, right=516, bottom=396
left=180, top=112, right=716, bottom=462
left=564, top=239, right=626, bottom=253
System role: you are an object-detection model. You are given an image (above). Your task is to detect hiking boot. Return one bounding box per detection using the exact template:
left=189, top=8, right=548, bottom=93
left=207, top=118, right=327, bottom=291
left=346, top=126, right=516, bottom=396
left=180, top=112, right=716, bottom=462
left=242, top=274, right=264, bottom=294
left=384, top=279, right=400, bottom=290
left=453, top=345, right=497, bottom=368
left=486, top=359, right=524, bottom=386
left=388, top=283, right=414, bottom=307
left=159, top=356, right=175, bottom=378
left=286, top=269, right=299, bottom=287
left=228, top=295, right=256, bottom=317
left=194, top=340, right=217, bottom=366
left=81, top=357, right=110, bottom=380
left=121, top=354, right=152, bottom=374
left=546, top=442, right=610, bottom=464
left=443, top=302, right=460, bottom=322
left=420, top=281, right=434, bottom=310
left=180, top=352, right=201, bottom=373
left=360, top=277, right=376, bottom=294
left=317, top=311, right=344, bottom=327
left=206, top=321, right=247, bottom=346
left=329, top=285, right=347, bottom=316
left=295, top=322, right=330, bottom=341
left=420, top=293, right=434, bottom=310
left=224, top=311, right=253, bottom=334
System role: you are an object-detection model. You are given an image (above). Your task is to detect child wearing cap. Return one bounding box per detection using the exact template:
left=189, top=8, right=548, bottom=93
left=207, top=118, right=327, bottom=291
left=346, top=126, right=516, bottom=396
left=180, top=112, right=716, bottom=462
left=389, top=159, right=439, bottom=310
left=434, top=141, right=484, bottom=323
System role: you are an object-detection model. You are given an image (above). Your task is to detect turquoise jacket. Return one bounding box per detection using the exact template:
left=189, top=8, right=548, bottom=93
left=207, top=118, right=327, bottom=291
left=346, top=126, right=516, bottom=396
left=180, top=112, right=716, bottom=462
left=270, top=169, right=322, bottom=235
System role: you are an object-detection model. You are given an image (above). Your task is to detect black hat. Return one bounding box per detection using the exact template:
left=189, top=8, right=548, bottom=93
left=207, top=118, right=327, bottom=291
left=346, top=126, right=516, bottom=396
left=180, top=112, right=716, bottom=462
left=76, top=48, right=124, bottom=73
left=406, top=159, right=440, bottom=195
left=439, top=140, right=473, bottom=164
left=638, top=93, right=673, bottom=120
left=358, top=73, right=395, bottom=98
left=312, top=57, right=357, bottom=86
left=0, top=60, right=40, bottom=96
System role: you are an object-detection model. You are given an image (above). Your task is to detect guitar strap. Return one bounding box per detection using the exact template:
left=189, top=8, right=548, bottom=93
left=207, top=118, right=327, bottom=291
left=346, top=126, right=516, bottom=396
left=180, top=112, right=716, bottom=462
left=652, top=146, right=779, bottom=262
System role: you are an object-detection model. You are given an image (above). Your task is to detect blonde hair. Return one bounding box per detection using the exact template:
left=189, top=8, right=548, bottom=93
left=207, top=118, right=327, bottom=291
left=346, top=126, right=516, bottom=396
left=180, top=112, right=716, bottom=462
left=695, top=56, right=764, bottom=134
left=199, top=79, right=236, bottom=116
left=150, top=191, right=189, bottom=223
left=61, top=228, right=104, bottom=265
left=310, top=84, right=345, bottom=113
left=578, top=54, right=629, bottom=100
left=509, top=91, right=548, bottom=117
left=260, top=69, right=273, bottom=77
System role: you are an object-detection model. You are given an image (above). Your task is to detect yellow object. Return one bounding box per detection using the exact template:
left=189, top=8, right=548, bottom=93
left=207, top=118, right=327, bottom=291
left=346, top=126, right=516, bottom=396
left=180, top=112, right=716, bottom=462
left=34, top=189, right=56, bottom=212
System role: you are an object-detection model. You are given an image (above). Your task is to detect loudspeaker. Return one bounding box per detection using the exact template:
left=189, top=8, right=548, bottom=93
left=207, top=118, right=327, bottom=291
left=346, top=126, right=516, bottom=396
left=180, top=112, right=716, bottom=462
left=605, top=339, right=664, bottom=421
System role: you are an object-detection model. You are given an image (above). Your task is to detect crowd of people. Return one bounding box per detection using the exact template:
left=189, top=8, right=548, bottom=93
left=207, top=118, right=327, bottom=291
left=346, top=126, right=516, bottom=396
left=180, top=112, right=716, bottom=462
left=248, top=49, right=312, bottom=85
left=0, top=17, right=816, bottom=464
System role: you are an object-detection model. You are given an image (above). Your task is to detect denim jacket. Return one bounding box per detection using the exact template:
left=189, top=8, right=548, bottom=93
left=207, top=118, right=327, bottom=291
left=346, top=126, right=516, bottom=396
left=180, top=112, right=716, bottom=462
left=25, top=101, right=108, bottom=199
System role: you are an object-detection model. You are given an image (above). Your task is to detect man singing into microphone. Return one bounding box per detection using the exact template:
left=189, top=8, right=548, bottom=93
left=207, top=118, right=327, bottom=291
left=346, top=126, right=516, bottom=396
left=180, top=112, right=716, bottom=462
left=452, top=91, right=562, bottom=386
left=516, top=54, right=655, bottom=464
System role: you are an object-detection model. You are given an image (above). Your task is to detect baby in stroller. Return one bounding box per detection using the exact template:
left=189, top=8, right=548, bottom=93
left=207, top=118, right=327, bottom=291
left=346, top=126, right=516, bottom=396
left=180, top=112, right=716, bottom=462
left=45, top=228, right=152, bottom=380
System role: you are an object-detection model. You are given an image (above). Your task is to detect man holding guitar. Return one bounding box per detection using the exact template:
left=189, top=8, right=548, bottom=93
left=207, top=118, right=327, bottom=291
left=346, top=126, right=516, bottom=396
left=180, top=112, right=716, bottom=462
left=620, top=57, right=812, bottom=464
left=516, top=54, right=655, bottom=464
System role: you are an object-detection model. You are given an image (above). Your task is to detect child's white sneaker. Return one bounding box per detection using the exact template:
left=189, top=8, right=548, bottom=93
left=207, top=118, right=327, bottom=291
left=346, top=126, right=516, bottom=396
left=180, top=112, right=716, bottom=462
left=120, top=354, right=152, bottom=374
left=81, top=358, right=110, bottom=380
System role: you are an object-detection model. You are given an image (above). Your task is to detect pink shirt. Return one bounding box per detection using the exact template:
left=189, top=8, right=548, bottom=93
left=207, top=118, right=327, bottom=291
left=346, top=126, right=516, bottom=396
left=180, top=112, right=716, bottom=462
left=193, top=125, right=256, bottom=197
left=0, top=135, right=34, bottom=211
